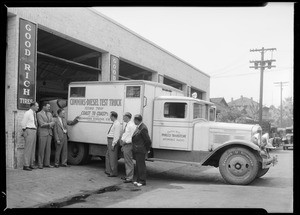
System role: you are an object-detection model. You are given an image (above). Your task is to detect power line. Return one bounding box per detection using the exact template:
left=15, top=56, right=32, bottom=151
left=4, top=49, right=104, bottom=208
left=249, top=47, right=276, bottom=125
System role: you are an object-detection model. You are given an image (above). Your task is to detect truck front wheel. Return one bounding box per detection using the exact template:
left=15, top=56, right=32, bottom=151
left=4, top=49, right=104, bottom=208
left=219, top=147, right=259, bottom=185
left=68, top=142, right=89, bottom=165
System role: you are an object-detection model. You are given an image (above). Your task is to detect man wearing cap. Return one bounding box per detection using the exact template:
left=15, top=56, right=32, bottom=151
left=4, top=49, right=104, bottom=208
left=120, top=112, right=136, bottom=183
left=132, top=114, right=152, bottom=187
left=105, top=111, right=122, bottom=177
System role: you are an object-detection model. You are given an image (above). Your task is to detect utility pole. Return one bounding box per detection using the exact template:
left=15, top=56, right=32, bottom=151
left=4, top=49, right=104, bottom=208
left=250, top=47, right=276, bottom=126
left=274, top=81, right=289, bottom=127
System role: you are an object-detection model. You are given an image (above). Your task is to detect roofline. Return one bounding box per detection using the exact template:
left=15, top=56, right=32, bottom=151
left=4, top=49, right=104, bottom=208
left=88, top=8, right=210, bottom=78
left=69, top=80, right=183, bottom=93
left=156, top=96, right=214, bottom=105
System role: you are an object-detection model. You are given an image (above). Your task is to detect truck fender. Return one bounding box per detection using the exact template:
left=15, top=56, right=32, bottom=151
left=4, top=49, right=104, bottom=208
left=201, top=140, right=261, bottom=167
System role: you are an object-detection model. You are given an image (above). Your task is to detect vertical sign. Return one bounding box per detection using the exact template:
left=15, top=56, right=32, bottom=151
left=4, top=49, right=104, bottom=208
left=110, top=55, right=119, bottom=81
left=17, top=19, right=37, bottom=110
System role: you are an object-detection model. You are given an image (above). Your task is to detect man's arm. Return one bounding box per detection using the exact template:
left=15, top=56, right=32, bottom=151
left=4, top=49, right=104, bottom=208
left=53, top=119, right=60, bottom=143
left=67, top=116, right=79, bottom=126
left=112, top=123, right=122, bottom=146
left=141, top=127, right=152, bottom=151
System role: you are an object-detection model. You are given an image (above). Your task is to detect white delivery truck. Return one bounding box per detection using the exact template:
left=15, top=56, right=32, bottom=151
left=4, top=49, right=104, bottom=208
left=66, top=80, right=277, bottom=185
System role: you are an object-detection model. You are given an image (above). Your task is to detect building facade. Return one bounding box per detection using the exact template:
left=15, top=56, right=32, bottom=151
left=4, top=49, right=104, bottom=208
left=5, top=8, right=210, bottom=168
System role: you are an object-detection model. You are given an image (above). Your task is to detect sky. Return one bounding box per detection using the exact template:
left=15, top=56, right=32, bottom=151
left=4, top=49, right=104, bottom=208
left=94, top=3, right=294, bottom=107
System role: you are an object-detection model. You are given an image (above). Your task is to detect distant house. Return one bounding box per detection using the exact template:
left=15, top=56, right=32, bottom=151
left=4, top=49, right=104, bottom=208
left=228, top=95, right=270, bottom=120
left=210, top=97, right=230, bottom=114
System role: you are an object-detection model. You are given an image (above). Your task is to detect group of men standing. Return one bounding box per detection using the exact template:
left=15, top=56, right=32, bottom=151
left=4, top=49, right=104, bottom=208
left=105, top=111, right=152, bottom=187
left=21, top=102, right=152, bottom=187
left=21, top=101, right=79, bottom=171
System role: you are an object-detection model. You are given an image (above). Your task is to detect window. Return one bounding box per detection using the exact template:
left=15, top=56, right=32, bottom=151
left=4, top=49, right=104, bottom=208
left=164, top=102, right=187, bottom=118
left=193, top=103, right=204, bottom=119
left=126, top=86, right=141, bottom=98
left=70, top=87, right=86, bottom=97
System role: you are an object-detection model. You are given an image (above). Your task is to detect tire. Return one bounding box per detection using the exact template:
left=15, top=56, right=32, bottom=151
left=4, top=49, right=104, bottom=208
left=67, top=142, right=89, bottom=165
left=256, top=164, right=269, bottom=178
left=219, top=147, right=259, bottom=185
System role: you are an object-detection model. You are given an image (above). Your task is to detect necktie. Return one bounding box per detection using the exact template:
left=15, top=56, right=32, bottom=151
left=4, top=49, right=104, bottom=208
left=123, top=123, right=127, bottom=133
left=107, top=123, right=113, bottom=134
left=34, top=112, right=37, bottom=127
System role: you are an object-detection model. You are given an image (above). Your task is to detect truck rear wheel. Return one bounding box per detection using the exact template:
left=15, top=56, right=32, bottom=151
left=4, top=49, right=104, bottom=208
left=219, top=147, right=259, bottom=185
left=68, top=142, right=89, bottom=165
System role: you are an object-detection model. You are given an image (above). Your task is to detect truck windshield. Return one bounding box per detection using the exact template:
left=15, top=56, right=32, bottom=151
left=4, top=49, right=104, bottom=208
left=193, top=103, right=205, bottom=119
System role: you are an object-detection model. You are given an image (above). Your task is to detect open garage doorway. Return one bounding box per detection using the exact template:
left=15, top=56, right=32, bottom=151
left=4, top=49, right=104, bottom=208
left=163, top=76, right=183, bottom=90
left=37, top=28, right=101, bottom=107
left=118, top=59, right=153, bottom=81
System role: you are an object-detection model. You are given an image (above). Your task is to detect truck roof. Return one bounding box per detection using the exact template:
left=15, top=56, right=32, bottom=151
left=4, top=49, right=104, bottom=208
left=69, top=80, right=183, bottom=93
left=155, top=96, right=214, bottom=105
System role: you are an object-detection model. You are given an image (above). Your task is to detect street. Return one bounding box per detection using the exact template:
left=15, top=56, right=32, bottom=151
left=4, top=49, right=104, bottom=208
left=53, top=149, right=293, bottom=212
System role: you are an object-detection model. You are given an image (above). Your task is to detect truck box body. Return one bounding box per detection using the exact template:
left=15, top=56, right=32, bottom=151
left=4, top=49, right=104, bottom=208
left=67, top=80, right=183, bottom=146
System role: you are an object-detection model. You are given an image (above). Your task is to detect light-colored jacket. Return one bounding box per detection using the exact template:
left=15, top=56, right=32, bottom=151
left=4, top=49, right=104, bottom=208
left=37, top=110, right=53, bottom=136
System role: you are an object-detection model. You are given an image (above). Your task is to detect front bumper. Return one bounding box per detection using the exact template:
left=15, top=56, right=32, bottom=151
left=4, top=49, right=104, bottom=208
left=262, top=155, right=278, bottom=169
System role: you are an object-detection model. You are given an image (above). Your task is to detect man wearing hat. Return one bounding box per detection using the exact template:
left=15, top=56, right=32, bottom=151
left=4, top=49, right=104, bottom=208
left=120, top=112, right=136, bottom=183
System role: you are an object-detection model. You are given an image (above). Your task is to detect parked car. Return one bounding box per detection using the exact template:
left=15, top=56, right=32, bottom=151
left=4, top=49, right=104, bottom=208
left=283, top=127, right=293, bottom=150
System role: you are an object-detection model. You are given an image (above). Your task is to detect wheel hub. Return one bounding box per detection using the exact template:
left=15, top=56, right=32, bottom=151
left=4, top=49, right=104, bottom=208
left=227, top=156, right=250, bottom=177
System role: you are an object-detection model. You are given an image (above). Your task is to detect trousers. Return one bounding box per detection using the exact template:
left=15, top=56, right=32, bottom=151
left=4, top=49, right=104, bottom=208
left=122, top=143, right=134, bottom=180
left=23, top=129, right=37, bottom=167
left=105, top=138, right=119, bottom=176
left=133, top=152, right=147, bottom=183
left=55, top=133, right=68, bottom=165
left=38, top=134, right=52, bottom=167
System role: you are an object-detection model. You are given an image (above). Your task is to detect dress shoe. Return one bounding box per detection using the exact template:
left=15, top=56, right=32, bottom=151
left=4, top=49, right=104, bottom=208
left=107, top=175, right=117, bottom=177
left=121, top=176, right=127, bottom=180
left=134, top=182, right=146, bottom=187
left=29, top=166, right=37, bottom=169
left=54, top=164, right=59, bottom=168
left=61, top=164, right=70, bottom=167
left=38, top=166, right=43, bottom=169
left=123, top=179, right=133, bottom=183
left=104, top=172, right=110, bottom=175
left=23, top=166, right=32, bottom=171
left=44, top=165, right=54, bottom=168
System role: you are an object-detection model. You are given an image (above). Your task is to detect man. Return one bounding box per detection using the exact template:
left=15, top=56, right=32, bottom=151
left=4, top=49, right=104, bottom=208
left=105, top=111, right=122, bottom=177
left=36, top=102, right=55, bottom=169
left=21, top=102, right=39, bottom=171
left=132, top=114, right=152, bottom=187
left=120, top=112, right=136, bottom=183
left=53, top=108, right=80, bottom=167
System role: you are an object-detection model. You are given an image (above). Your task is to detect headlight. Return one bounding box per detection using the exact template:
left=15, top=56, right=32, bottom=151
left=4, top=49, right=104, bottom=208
left=251, top=125, right=262, bottom=147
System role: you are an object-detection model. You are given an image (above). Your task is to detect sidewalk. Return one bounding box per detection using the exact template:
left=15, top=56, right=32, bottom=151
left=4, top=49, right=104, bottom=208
left=5, top=158, right=123, bottom=208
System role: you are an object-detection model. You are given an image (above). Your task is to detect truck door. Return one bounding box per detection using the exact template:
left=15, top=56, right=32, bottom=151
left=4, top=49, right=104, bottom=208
left=153, top=100, right=192, bottom=151
left=123, top=85, right=143, bottom=118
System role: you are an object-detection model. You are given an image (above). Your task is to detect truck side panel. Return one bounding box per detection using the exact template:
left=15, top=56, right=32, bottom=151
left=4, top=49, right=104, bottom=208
left=68, top=84, right=125, bottom=145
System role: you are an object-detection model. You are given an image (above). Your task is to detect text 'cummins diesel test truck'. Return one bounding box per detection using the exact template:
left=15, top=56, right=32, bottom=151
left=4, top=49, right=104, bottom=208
left=66, top=80, right=277, bottom=185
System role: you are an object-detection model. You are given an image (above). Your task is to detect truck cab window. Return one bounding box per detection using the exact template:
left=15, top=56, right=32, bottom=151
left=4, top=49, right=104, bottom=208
left=193, top=103, right=204, bottom=119
left=70, top=87, right=86, bottom=97
left=164, top=102, right=187, bottom=118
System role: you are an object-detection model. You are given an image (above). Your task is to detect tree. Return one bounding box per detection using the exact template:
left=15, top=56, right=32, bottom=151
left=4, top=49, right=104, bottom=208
left=269, top=97, right=293, bottom=127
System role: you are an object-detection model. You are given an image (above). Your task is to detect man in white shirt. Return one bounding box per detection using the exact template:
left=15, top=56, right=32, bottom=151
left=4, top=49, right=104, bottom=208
left=120, top=112, right=136, bottom=183
left=21, top=102, right=39, bottom=171
left=105, top=111, right=122, bottom=177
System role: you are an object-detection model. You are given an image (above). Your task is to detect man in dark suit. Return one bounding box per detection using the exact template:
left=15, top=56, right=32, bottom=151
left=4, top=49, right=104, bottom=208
left=53, top=108, right=79, bottom=167
left=37, top=102, right=55, bottom=169
left=132, top=114, right=152, bottom=187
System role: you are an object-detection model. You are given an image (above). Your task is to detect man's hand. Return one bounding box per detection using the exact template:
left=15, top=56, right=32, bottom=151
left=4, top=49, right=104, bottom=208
left=49, top=122, right=55, bottom=127
left=57, top=140, right=61, bottom=144
left=111, top=143, right=115, bottom=151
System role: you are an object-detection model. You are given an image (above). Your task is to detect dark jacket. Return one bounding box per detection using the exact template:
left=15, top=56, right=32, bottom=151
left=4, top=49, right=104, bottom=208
left=132, top=123, right=152, bottom=153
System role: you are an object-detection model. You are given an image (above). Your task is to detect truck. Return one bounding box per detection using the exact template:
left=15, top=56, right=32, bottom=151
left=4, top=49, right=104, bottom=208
left=66, top=80, right=277, bottom=185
